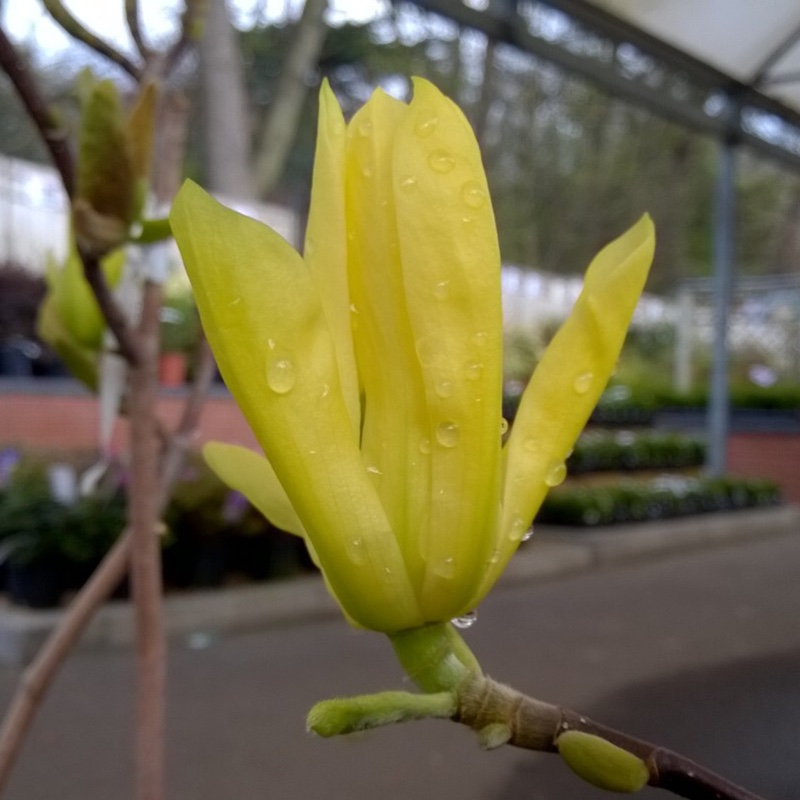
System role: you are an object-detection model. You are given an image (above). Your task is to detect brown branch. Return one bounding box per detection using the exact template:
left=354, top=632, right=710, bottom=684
left=82, top=252, right=144, bottom=366
left=42, top=0, right=142, bottom=79
left=457, top=676, right=766, bottom=800
left=0, top=530, right=133, bottom=793
left=161, top=0, right=206, bottom=79
left=126, top=0, right=152, bottom=59
left=0, top=335, right=217, bottom=794
left=128, top=280, right=166, bottom=800
left=0, top=25, right=75, bottom=198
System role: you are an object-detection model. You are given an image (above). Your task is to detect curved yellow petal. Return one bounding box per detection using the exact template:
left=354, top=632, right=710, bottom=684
left=345, top=90, right=430, bottom=596
left=474, top=215, right=655, bottom=603
left=203, top=441, right=305, bottom=537
left=304, top=81, right=360, bottom=435
left=393, top=78, right=503, bottom=620
left=171, top=181, right=422, bottom=632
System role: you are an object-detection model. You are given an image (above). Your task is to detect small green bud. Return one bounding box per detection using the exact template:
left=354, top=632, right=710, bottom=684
left=308, top=690, right=457, bottom=738
left=477, top=723, right=511, bottom=750
left=557, top=730, right=650, bottom=793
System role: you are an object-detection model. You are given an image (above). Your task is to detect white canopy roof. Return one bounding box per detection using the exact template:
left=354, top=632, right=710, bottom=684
left=591, top=0, right=800, bottom=114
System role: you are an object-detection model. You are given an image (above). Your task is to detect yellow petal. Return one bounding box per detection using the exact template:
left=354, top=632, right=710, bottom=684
left=392, top=78, right=503, bottom=620
left=170, top=181, right=422, bottom=632
left=476, top=215, right=655, bottom=601
left=203, top=441, right=305, bottom=537
left=345, top=89, right=430, bottom=595
left=304, top=81, right=360, bottom=435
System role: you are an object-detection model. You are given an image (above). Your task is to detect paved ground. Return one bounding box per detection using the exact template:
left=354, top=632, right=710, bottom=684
left=1, top=531, right=799, bottom=800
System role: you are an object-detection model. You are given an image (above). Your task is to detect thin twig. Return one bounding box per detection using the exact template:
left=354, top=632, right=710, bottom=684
left=0, top=25, right=75, bottom=198
left=0, top=530, right=132, bottom=793
left=161, top=0, right=205, bottom=79
left=82, top=252, right=144, bottom=366
left=126, top=0, right=152, bottom=60
left=457, top=676, right=766, bottom=800
left=42, top=0, right=141, bottom=79
left=128, top=280, right=166, bottom=800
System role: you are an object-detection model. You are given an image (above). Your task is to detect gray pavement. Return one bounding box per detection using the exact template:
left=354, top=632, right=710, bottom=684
left=1, top=526, right=800, bottom=799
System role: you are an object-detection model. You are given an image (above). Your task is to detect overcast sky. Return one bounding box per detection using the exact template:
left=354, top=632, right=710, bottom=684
left=2, top=0, right=386, bottom=57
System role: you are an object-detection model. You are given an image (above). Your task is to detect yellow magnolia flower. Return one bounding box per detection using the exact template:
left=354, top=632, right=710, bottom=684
left=170, top=78, right=654, bottom=633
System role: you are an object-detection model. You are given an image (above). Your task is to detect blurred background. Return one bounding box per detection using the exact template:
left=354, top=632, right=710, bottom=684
left=0, top=1, right=799, bottom=797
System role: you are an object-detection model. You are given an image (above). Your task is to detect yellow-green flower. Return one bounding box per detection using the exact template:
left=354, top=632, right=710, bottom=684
left=169, top=78, right=654, bottom=633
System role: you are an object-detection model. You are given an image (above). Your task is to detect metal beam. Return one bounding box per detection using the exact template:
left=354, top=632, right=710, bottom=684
left=408, top=0, right=800, bottom=172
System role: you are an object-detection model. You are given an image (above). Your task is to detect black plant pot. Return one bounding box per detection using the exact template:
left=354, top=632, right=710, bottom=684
left=7, top=559, right=63, bottom=609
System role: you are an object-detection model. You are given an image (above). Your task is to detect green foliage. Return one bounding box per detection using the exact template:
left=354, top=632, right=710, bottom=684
left=568, top=431, right=705, bottom=473
left=0, top=463, right=125, bottom=565
left=537, top=476, right=781, bottom=527
left=159, top=291, right=200, bottom=354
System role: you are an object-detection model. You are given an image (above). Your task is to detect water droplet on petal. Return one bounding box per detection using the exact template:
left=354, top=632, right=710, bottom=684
left=522, top=525, right=534, bottom=542
left=433, top=280, right=450, bottom=300
left=436, top=421, right=460, bottom=448
left=472, top=331, right=489, bottom=347
left=500, top=418, right=509, bottom=436
left=358, top=117, right=372, bottom=137
left=266, top=356, right=295, bottom=394
left=428, top=149, right=455, bottom=174
left=461, top=180, right=486, bottom=209
left=267, top=338, right=276, bottom=350
left=419, top=438, right=432, bottom=455
left=366, top=465, right=383, bottom=475
left=452, top=609, right=478, bottom=629
left=488, top=549, right=500, bottom=565
left=524, top=437, right=538, bottom=454
left=508, top=515, right=527, bottom=542
left=573, top=371, right=594, bottom=395
left=435, top=380, right=453, bottom=399
left=545, top=461, right=567, bottom=487
left=465, top=362, right=483, bottom=381
left=414, top=114, right=439, bottom=138
left=320, top=383, right=330, bottom=399
left=362, top=162, right=374, bottom=178
left=346, top=537, right=367, bottom=565
left=433, top=556, right=455, bottom=578
left=400, top=175, right=418, bottom=190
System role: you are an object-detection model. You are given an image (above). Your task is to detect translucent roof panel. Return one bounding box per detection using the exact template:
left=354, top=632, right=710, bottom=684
left=591, top=0, right=800, bottom=113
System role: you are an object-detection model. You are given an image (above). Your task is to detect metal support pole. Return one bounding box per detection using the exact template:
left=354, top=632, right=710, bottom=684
left=707, top=137, right=736, bottom=476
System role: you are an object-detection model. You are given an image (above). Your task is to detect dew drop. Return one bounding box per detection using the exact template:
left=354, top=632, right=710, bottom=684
left=350, top=303, right=359, bottom=314
left=573, top=371, right=594, bottom=395
left=433, top=280, right=450, bottom=300
left=508, top=515, right=527, bottom=542
left=436, top=421, right=460, bottom=448
left=500, top=417, right=509, bottom=436
left=346, top=537, right=367, bottom=565
left=472, top=331, right=489, bottom=347
left=435, top=380, right=453, bottom=399
left=545, top=461, right=567, bottom=487
left=267, top=338, right=276, bottom=350
left=399, top=175, right=418, bottom=190
left=414, top=114, right=439, bottom=138
left=523, top=437, right=538, bottom=454
left=488, top=549, right=500, bottom=565
left=428, top=149, right=455, bottom=174
left=521, top=525, right=534, bottom=542
left=362, top=163, right=374, bottom=178
left=461, top=180, right=486, bottom=209
left=419, top=438, right=432, bottom=455
left=433, top=556, right=456, bottom=578
left=465, top=362, right=483, bottom=381
left=266, top=357, right=296, bottom=394
left=366, top=465, right=383, bottom=476
left=358, top=117, right=372, bottom=137
left=320, top=383, right=330, bottom=400
left=452, top=609, right=478, bottom=629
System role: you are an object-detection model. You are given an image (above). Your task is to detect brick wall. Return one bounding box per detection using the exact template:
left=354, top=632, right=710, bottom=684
left=2, top=382, right=799, bottom=504
left=0, top=382, right=258, bottom=455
